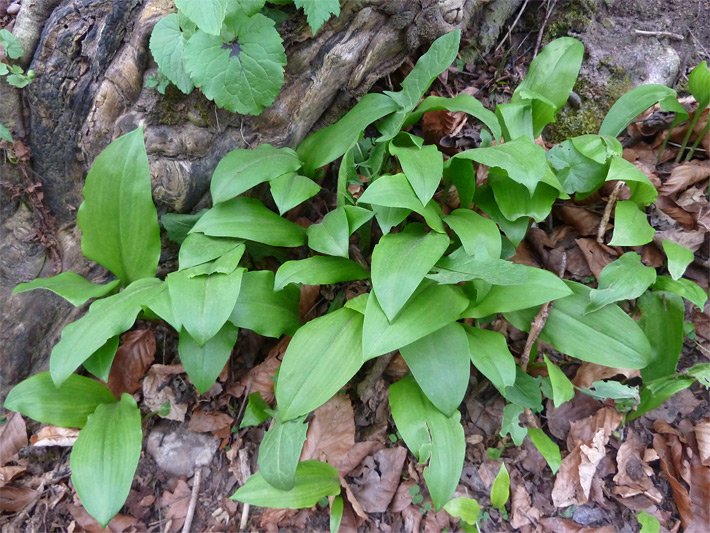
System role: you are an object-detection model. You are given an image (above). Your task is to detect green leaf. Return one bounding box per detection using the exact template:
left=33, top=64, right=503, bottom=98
left=688, top=61, right=710, bottom=108
left=547, top=139, right=607, bottom=195
left=639, top=291, right=684, bottom=382
left=474, top=184, right=530, bottom=246
left=429, top=249, right=530, bottom=285
left=4, top=372, right=115, bottom=428
left=77, top=128, right=160, bottom=285
left=183, top=13, right=286, bottom=115
left=571, top=134, right=621, bottom=162
left=500, top=403, right=527, bottom=446
left=231, top=460, right=340, bottom=508
left=504, top=368, right=543, bottom=411
left=389, top=376, right=465, bottom=510
left=587, top=253, right=656, bottom=313
left=83, top=336, right=120, bottom=382
left=489, top=175, right=559, bottom=223
left=179, top=233, right=244, bottom=270
left=0, top=29, right=23, bottom=59
left=294, top=0, right=340, bottom=33
left=330, top=495, right=344, bottom=533
left=70, top=394, right=142, bottom=527
left=149, top=14, right=194, bottom=93
left=144, top=283, right=181, bottom=330
left=490, top=463, right=510, bottom=511
left=270, top=173, right=321, bottom=214
left=686, top=363, right=710, bottom=387
left=496, top=101, right=534, bottom=141
left=230, top=270, right=300, bottom=337
left=161, top=210, right=206, bottom=244
left=258, top=417, right=309, bottom=490
left=444, top=209, right=501, bottom=259
left=465, top=327, right=516, bottom=393
left=599, top=84, right=677, bottom=137
left=608, top=201, right=655, bottom=246
left=210, top=145, right=302, bottom=204
left=652, top=276, right=708, bottom=309
left=605, top=156, right=657, bottom=205
left=505, top=281, right=652, bottom=369
left=400, top=323, right=470, bottom=416
left=513, top=37, right=584, bottom=135
left=175, top=0, right=226, bottom=35
left=371, top=226, right=449, bottom=321
left=362, top=284, right=469, bottom=359
left=178, top=322, right=237, bottom=393
left=13, top=272, right=120, bottom=307
left=444, top=156, right=476, bottom=208
left=637, top=511, right=661, bottom=533
left=191, top=197, right=306, bottom=247
left=0, top=122, right=13, bottom=142
left=580, top=381, right=639, bottom=408
left=240, top=392, right=272, bottom=428
left=297, top=93, right=399, bottom=175
left=307, top=207, right=350, bottom=258
left=276, top=307, right=364, bottom=420
left=389, top=141, right=443, bottom=205
left=662, top=240, right=694, bottom=280
left=629, top=375, right=694, bottom=421
left=167, top=267, right=243, bottom=345
left=543, top=355, right=574, bottom=408
left=405, top=93, right=501, bottom=141
left=274, top=256, right=369, bottom=290
left=50, top=278, right=163, bottom=385
left=527, top=428, right=561, bottom=474
left=444, top=497, right=481, bottom=525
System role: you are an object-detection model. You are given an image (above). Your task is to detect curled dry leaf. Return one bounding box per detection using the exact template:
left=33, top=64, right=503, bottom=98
left=510, top=469, right=541, bottom=529
left=546, top=393, right=602, bottom=441
left=612, top=430, right=663, bottom=503
left=653, top=432, right=693, bottom=528
left=348, top=446, right=408, bottom=513
left=30, top=426, right=79, bottom=447
left=0, top=466, right=25, bottom=488
left=660, top=160, right=710, bottom=196
left=160, top=479, right=192, bottom=532
left=694, top=420, right=710, bottom=467
left=689, top=464, right=710, bottom=531
left=556, top=206, right=602, bottom=237
left=575, top=238, right=618, bottom=279
left=107, top=328, right=156, bottom=397
left=572, top=363, right=639, bottom=389
left=0, top=412, right=27, bottom=466
left=655, top=196, right=697, bottom=229
left=567, top=407, right=623, bottom=452
left=142, top=364, right=187, bottom=421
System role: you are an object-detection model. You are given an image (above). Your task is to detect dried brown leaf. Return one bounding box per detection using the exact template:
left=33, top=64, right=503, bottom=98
left=655, top=229, right=706, bottom=253
left=0, top=466, right=25, bottom=487
left=422, top=109, right=467, bottom=147
left=0, top=412, right=26, bottom=466
left=572, top=363, right=639, bottom=389
left=0, top=486, right=37, bottom=513
left=510, top=470, right=540, bottom=529
left=546, top=393, right=603, bottom=441
left=575, top=238, right=618, bottom=279
left=160, top=479, right=192, bottom=532
left=67, top=501, right=137, bottom=533
left=30, top=426, right=79, bottom=447
left=187, top=410, right=233, bottom=436
left=655, top=196, right=697, bottom=229
left=613, top=430, right=663, bottom=503
left=234, top=338, right=288, bottom=403
left=696, top=421, right=710, bottom=467
left=567, top=407, right=623, bottom=451
left=540, top=517, right=616, bottom=533
left=654, top=433, right=693, bottom=528
left=142, top=364, right=187, bottom=421
left=107, top=328, right=156, bottom=396
left=348, top=446, right=408, bottom=513
left=556, top=206, right=602, bottom=237
left=689, top=464, right=710, bottom=531
left=660, top=160, right=710, bottom=196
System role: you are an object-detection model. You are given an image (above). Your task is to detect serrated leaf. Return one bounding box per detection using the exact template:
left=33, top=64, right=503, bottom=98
left=505, top=281, right=652, bottom=369
left=490, top=463, right=510, bottom=510
left=167, top=267, right=243, bottom=345
left=662, top=240, right=694, bottom=280
left=179, top=233, right=244, bottom=270
left=258, top=417, right=308, bottom=490
left=371, top=226, right=449, bottom=321
left=587, top=252, right=656, bottom=313
left=274, top=256, right=369, bottom=290
left=4, top=372, right=115, bottom=429
left=599, top=84, right=677, bottom=137
left=183, top=13, right=285, bottom=115
left=389, top=141, right=443, bottom=205
left=294, top=0, right=340, bottom=33
left=639, top=291, right=685, bottom=382
left=362, top=284, right=469, bottom=359
left=49, top=278, right=163, bottom=386
left=149, top=14, right=194, bottom=93
left=444, top=209, right=501, bottom=259
left=77, top=128, right=160, bottom=285
left=652, top=276, right=708, bottom=309
left=175, top=0, right=226, bottom=35
left=400, top=323, right=470, bottom=416
left=231, top=460, right=340, bottom=508
left=229, top=270, right=300, bottom=337
left=270, top=173, right=320, bottom=214
left=178, top=322, right=237, bottom=393
left=527, top=428, right=561, bottom=474
left=210, top=144, right=301, bottom=204
left=70, top=394, right=142, bottom=527
left=609, top=201, right=655, bottom=246
left=13, top=272, right=119, bottom=307
left=191, top=197, right=306, bottom=247
left=276, top=307, right=364, bottom=420
left=543, top=355, right=574, bottom=408
left=307, top=207, right=350, bottom=258
left=465, top=326, right=516, bottom=393
left=500, top=403, right=527, bottom=446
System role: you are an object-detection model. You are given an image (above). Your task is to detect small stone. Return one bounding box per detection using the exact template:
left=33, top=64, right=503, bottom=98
left=7, top=2, right=20, bottom=15
left=146, top=424, right=218, bottom=477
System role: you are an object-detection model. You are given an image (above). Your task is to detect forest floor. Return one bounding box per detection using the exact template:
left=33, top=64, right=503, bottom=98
left=1, top=0, right=709, bottom=532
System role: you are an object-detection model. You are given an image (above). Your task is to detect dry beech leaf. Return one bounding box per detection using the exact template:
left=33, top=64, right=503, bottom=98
left=546, top=393, right=603, bottom=441
left=510, top=469, right=541, bottom=529
left=540, top=517, right=616, bottom=533
left=575, top=238, right=618, bottom=279
left=30, top=426, right=79, bottom=447
left=654, top=433, right=693, bottom=528
left=0, top=466, right=25, bottom=487
left=660, top=160, right=710, bottom=196
left=676, top=185, right=709, bottom=214
left=160, top=479, right=192, bottom=532
left=422, top=508, right=451, bottom=532
left=107, top=328, right=156, bottom=397
left=187, top=410, right=233, bottom=437
left=67, top=501, right=137, bottom=533
left=0, top=486, right=37, bottom=513
left=655, top=229, right=706, bottom=253
left=572, top=363, right=639, bottom=389
left=556, top=206, right=602, bottom=237
left=348, top=446, right=408, bottom=513
left=0, top=412, right=27, bottom=466
left=567, top=407, right=623, bottom=452
left=695, top=421, right=710, bottom=467
left=142, top=364, right=187, bottom=421
left=235, top=337, right=289, bottom=404
left=422, top=109, right=467, bottom=147
left=689, top=464, right=710, bottom=530
left=613, top=430, right=663, bottom=503
left=340, top=475, right=368, bottom=520
left=655, top=196, right=697, bottom=229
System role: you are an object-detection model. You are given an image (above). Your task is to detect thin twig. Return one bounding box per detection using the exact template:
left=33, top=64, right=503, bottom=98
left=239, top=503, right=251, bottom=531
left=597, top=181, right=625, bottom=244
left=495, top=0, right=531, bottom=53
left=633, top=29, right=684, bottom=41
left=181, top=467, right=203, bottom=533
left=533, top=0, right=558, bottom=57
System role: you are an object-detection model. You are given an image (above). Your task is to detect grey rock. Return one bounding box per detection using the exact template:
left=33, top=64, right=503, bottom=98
left=146, top=424, right=218, bottom=477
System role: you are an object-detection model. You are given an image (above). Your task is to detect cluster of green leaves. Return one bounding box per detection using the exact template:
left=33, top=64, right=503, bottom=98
left=148, top=0, right=339, bottom=114
left=4, top=29, right=710, bottom=529
left=1, top=29, right=34, bottom=142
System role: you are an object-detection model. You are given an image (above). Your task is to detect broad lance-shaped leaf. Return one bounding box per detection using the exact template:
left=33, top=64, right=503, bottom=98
left=600, top=84, right=677, bottom=137
left=505, top=281, right=652, bottom=369
left=257, top=417, right=308, bottom=491
left=149, top=14, right=193, bottom=93
left=270, top=173, right=320, bottom=214
left=428, top=249, right=531, bottom=285
left=178, top=233, right=244, bottom=270
left=362, top=283, right=469, bottom=359
left=587, top=252, right=656, bottom=313
left=231, top=460, right=340, bottom=509
left=389, top=376, right=465, bottom=510
left=400, top=323, right=470, bottom=416
left=13, top=272, right=119, bottom=307
left=490, top=463, right=510, bottom=510
left=191, top=197, right=306, bottom=247
left=50, top=278, right=163, bottom=386
left=276, top=308, right=364, bottom=421
left=83, top=336, right=120, bottom=382
left=230, top=270, right=300, bottom=338
left=77, top=127, right=160, bottom=285
left=389, top=141, right=443, bottom=206
left=639, top=291, right=684, bottom=382
left=609, top=201, right=655, bottom=246
left=465, top=326, right=516, bottom=393
left=70, top=394, right=142, bottom=527
left=605, top=156, right=657, bottom=205
left=653, top=276, right=707, bottom=310
left=307, top=207, right=350, bottom=258
left=490, top=174, right=559, bottom=223
left=371, top=226, right=449, bottom=321
left=175, top=0, right=226, bottom=35
left=210, top=144, right=302, bottom=204
left=4, top=372, right=115, bottom=429
left=274, top=256, right=369, bottom=291
left=178, top=322, right=238, bottom=394
left=527, top=428, right=561, bottom=474
left=444, top=209, right=501, bottom=259
left=543, top=355, right=574, bottom=408
left=183, top=12, right=285, bottom=115
left=167, top=267, right=243, bottom=345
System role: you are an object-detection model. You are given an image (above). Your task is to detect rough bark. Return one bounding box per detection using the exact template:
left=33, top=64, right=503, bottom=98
left=0, top=0, right=519, bottom=400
